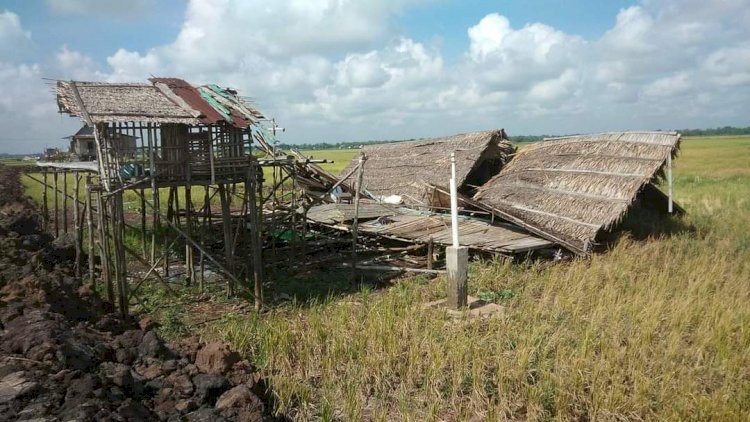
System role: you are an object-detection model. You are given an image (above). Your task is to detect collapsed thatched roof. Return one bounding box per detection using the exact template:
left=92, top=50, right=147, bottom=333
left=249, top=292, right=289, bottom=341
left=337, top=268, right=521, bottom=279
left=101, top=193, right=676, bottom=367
left=339, top=129, right=514, bottom=205
left=55, top=78, right=264, bottom=127
left=473, top=131, right=681, bottom=255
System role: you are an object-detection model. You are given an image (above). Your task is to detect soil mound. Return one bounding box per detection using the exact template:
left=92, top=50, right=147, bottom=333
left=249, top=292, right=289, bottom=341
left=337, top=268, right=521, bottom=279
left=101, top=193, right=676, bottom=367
left=0, top=165, right=277, bottom=421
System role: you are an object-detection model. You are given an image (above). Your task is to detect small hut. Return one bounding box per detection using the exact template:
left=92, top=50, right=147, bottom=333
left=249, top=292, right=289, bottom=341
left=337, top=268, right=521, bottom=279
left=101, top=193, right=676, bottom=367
left=339, top=129, right=514, bottom=206
left=68, top=125, right=137, bottom=161
left=473, top=131, right=681, bottom=255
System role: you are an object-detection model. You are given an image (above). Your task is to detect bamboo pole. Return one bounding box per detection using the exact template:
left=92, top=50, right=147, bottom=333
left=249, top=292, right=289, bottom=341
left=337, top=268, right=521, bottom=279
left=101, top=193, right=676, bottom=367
left=96, top=190, right=114, bottom=304
left=24, top=173, right=86, bottom=206
left=62, top=171, right=69, bottom=234
left=164, top=187, right=175, bottom=278
left=667, top=152, right=673, bottom=214
left=185, top=184, right=194, bottom=285
left=112, top=191, right=128, bottom=318
left=218, top=183, right=234, bottom=296
left=165, top=219, right=244, bottom=289
left=53, top=170, right=59, bottom=237
left=73, top=172, right=82, bottom=277
left=247, top=163, right=263, bottom=310
left=42, top=170, right=49, bottom=231
left=199, top=186, right=209, bottom=291
left=140, top=187, right=147, bottom=258
left=148, top=123, right=159, bottom=264
left=85, top=177, right=95, bottom=285
left=427, top=237, right=434, bottom=270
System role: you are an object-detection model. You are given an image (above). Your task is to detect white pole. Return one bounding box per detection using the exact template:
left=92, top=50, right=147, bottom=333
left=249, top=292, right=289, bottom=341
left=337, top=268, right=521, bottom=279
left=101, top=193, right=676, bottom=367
left=450, top=152, right=459, bottom=247
left=667, top=152, right=673, bottom=214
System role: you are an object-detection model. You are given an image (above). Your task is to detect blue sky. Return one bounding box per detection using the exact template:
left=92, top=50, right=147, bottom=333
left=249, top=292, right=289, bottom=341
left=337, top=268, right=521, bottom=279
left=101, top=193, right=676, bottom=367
left=1, top=0, right=749, bottom=153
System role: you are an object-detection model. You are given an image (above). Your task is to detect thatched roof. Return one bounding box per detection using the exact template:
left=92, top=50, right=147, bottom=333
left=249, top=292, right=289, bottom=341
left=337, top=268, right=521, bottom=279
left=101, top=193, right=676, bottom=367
left=473, top=131, right=681, bottom=255
left=339, top=129, right=514, bottom=205
left=55, top=78, right=264, bottom=127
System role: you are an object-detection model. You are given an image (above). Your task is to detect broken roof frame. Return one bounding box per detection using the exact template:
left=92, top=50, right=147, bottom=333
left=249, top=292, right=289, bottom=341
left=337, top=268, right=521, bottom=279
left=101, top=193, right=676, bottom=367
left=336, top=130, right=682, bottom=257
left=473, top=131, right=681, bottom=255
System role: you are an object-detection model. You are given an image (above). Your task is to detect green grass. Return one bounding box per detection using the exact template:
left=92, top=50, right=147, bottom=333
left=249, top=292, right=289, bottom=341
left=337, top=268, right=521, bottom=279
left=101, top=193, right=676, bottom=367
left=204, top=136, right=750, bottom=420
left=299, top=149, right=358, bottom=175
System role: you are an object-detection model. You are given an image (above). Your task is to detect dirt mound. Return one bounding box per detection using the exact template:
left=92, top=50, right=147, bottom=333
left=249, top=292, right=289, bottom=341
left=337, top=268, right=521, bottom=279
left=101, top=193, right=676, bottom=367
left=0, top=164, right=277, bottom=421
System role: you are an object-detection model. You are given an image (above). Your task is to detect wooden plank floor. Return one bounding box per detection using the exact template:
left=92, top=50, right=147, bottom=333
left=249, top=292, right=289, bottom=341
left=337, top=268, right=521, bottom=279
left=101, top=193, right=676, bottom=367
left=306, top=203, right=553, bottom=254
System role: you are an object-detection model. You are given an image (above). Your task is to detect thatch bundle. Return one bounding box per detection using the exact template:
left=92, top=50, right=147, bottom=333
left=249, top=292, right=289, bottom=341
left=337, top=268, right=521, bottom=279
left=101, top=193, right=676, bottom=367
left=56, top=81, right=198, bottom=124
left=339, top=129, right=515, bottom=206
left=474, top=131, right=681, bottom=254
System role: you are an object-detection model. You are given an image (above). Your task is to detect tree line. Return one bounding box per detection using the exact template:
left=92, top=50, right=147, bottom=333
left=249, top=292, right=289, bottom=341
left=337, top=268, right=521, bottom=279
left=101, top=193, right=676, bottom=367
left=276, top=126, right=750, bottom=150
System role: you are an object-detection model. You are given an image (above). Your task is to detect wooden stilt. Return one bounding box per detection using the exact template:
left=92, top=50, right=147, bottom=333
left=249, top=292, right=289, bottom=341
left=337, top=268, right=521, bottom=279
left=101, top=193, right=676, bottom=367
left=85, top=177, right=95, bottom=285
left=62, top=171, right=68, bottom=234
left=53, top=170, right=59, bottom=238
left=140, top=187, right=147, bottom=258
left=185, top=184, right=194, bottom=285
left=164, top=187, right=175, bottom=278
left=112, top=191, right=128, bottom=318
left=247, top=164, right=263, bottom=310
left=427, top=237, right=434, bottom=270
left=73, top=172, right=82, bottom=277
left=148, top=123, right=159, bottom=264
left=42, top=170, right=49, bottom=231
left=218, top=183, right=234, bottom=296
left=96, top=190, right=114, bottom=304
left=351, top=153, right=366, bottom=282
left=199, top=186, right=209, bottom=291
left=667, top=152, right=673, bottom=214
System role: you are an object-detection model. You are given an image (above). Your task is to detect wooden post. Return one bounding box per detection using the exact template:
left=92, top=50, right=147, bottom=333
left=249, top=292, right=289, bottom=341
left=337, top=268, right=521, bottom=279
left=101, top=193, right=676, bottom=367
left=218, top=183, right=234, bottom=296
left=140, top=187, right=147, bottom=258
left=247, top=163, right=263, bottom=310
left=112, top=191, right=128, bottom=318
left=148, top=123, right=159, bottom=264
left=427, top=237, right=434, bottom=270
left=85, top=177, right=95, bottom=285
left=667, top=152, right=673, bottom=214
left=351, top=152, right=366, bottom=282
left=42, top=170, right=49, bottom=231
left=96, top=190, right=114, bottom=304
left=185, top=184, right=194, bottom=285
left=446, top=152, right=468, bottom=309
left=53, top=170, right=59, bottom=238
left=62, top=171, right=68, bottom=234
left=199, top=186, right=209, bottom=291
left=73, top=172, right=82, bottom=277
left=164, top=187, right=175, bottom=278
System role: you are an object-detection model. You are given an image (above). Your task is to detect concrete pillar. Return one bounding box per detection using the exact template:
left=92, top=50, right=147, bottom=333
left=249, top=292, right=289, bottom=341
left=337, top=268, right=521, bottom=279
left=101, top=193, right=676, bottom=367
left=446, top=246, right=468, bottom=309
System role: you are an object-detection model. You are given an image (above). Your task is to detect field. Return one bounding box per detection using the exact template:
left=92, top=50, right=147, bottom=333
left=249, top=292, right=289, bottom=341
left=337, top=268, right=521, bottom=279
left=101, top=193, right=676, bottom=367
left=18, top=136, right=750, bottom=420
left=206, top=136, right=750, bottom=420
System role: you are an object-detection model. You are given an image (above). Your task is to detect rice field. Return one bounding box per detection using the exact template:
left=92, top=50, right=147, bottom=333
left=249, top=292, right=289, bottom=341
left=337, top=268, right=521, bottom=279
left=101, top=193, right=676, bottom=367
left=206, top=136, right=750, bottom=420
left=16, top=136, right=750, bottom=420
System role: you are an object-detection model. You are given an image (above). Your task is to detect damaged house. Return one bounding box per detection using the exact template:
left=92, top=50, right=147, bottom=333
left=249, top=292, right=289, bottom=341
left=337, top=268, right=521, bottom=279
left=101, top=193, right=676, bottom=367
left=318, top=130, right=681, bottom=258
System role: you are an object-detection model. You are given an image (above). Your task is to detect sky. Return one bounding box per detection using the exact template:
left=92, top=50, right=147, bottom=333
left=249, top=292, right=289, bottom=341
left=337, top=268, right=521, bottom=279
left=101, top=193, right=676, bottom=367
left=0, top=0, right=749, bottom=154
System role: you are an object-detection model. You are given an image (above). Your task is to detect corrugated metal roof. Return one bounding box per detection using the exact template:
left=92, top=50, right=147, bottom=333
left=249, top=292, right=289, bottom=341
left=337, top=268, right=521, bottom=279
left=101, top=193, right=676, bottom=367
left=150, top=77, right=226, bottom=125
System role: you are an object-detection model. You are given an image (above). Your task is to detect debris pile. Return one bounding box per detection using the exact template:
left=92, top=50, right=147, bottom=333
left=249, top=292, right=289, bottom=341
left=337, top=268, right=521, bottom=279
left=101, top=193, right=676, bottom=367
left=0, top=164, right=273, bottom=421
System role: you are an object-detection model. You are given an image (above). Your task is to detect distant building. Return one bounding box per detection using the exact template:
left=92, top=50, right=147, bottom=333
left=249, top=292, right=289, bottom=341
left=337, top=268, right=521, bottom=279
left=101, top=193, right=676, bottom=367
left=67, top=125, right=137, bottom=161
left=43, top=148, right=61, bottom=159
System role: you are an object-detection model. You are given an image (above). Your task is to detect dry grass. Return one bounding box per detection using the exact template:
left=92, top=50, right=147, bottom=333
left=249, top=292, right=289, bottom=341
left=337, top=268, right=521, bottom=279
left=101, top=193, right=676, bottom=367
left=208, top=136, right=750, bottom=420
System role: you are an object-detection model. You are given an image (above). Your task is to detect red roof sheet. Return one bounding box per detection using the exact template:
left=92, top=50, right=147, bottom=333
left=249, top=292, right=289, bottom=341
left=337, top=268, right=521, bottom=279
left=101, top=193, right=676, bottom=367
left=150, top=77, right=226, bottom=126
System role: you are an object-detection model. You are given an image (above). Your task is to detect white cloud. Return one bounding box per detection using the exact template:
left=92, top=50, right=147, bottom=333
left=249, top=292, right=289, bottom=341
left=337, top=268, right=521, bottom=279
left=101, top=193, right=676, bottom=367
left=3, top=0, right=750, bottom=154
left=641, top=72, right=692, bottom=98
left=56, top=45, right=105, bottom=80
left=0, top=10, right=32, bottom=61
left=466, top=13, right=586, bottom=94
